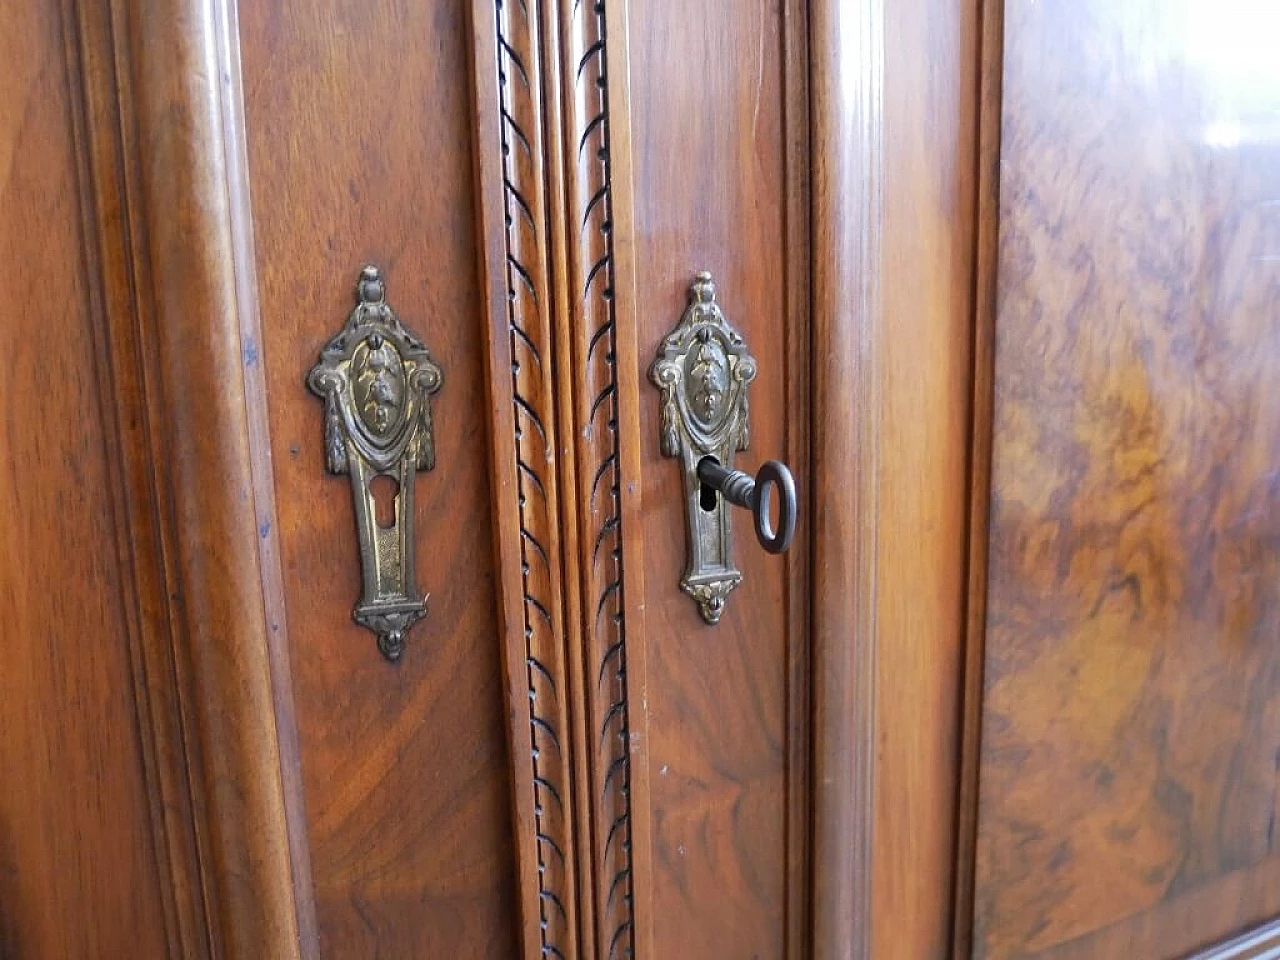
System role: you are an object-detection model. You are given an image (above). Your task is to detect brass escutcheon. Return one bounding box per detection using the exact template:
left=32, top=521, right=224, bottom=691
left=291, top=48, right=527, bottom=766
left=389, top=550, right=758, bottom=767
left=307, top=265, right=443, bottom=661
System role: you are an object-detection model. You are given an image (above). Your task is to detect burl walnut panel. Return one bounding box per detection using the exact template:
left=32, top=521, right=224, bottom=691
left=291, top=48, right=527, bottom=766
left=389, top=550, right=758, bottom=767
left=238, top=2, right=519, bottom=955
left=973, top=1, right=1280, bottom=957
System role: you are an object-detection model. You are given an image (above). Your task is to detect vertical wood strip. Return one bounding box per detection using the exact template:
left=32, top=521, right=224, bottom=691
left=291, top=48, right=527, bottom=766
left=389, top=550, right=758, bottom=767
left=498, top=0, right=582, bottom=954
left=553, top=0, right=639, bottom=954
left=63, top=1, right=217, bottom=957
left=474, top=1, right=643, bottom=955
left=592, top=1, right=654, bottom=954
left=952, top=0, right=1005, bottom=953
left=208, top=0, right=318, bottom=952
left=127, top=0, right=308, bottom=954
left=781, top=3, right=814, bottom=957
left=540, top=4, right=598, bottom=953
left=875, top=0, right=978, bottom=954
left=810, top=1, right=885, bottom=958
left=468, top=3, right=544, bottom=954
left=62, top=0, right=209, bottom=954
left=472, top=0, right=583, bottom=955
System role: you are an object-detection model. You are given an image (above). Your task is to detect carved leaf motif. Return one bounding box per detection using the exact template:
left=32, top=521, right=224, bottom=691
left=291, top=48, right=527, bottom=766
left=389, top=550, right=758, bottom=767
left=495, top=1, right=579, bottom=956
left=571, top=1, right=636, bottom=949
left=351, top=337, right=406, bottom=439
left=325, top=396, right=347, bottom=474
left=687, top=337, right=730, bottom=427
left=661, top=395, right=680, bottom=457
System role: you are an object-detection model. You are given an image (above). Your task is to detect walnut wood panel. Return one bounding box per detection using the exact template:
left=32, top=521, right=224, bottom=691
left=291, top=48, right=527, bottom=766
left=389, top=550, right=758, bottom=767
left=970, top=1, right=1280, bottom=957
left=623, top=2, right=810, bottom=954
left=1014, top=855, right=1280, bottom=960
left=239, top=1, right=521, bottom=955
left=3, top=0, right=325, bottom=954
left=0, top=1, right=171, bottom=955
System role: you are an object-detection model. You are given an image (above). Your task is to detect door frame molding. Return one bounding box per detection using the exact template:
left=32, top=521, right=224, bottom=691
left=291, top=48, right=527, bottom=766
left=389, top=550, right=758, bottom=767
left=809, top=1, right=886, bottom=956
left=95, top=0, right=316, bottom=955
left=469, top=1, right=652, bottom=956
left=810, top=1, right=981, bottom=957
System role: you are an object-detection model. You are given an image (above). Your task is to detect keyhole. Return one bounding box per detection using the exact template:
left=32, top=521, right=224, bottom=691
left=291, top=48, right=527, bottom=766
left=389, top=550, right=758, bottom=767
left=370, top=474, right=400, bottom=529
left=699, top=456, right=719, bottom=512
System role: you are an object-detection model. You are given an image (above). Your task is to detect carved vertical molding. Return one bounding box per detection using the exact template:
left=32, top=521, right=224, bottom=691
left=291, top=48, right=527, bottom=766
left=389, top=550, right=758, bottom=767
left=54, top=0, right=319, bottom=955
left=495, top=2, right=582, bottom=954
left=81, top=0, right=319, bottom=955
left=553, top=1, right=636, bottom=956
left=62, top=1, right=213, bottom=954
left=473, top=0, right=637, bottom=957
left=473, top=0, right=583, bottom=956
left=474, top=0, right=640, bottom=956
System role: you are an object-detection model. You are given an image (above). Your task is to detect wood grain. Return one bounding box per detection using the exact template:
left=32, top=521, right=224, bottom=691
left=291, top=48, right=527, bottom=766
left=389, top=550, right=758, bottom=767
left=953, top=0, right=1005, bottom=954
left=809, top=1, right=884, bottom=955
left=594, top=2, right=657, bottom=953
left=549, top=1, right=639, bottom=954
left=971, top=1, right=1280, bottom=956
left=624, top=1, right=809, bottom=954
left=0, top=1, right=172, bottom=955
left=472, top=0, right=573, bottom=955
left=238, top=0, right=521, bottom=954
left=129, top=0, right=313, bottom=953
left=779, top=3, right=812, bottom=955
left=475, top=0, right=585, bottom=954
left=811, top=0, right=979, bottom=957
left=474, top=2, right=651, bottom=955
left=495, top=1, right=581, bottom=954
left=873, top=2, right=980, bottom=954
left=1017, top=855, right=1280, bottom=960
left=67, top=0, right=215, bottom=953
left=1192, top=917, right=1280, bottom=960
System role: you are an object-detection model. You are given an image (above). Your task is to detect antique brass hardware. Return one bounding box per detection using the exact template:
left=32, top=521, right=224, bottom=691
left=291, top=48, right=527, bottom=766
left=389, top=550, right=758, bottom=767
left=307, top=265, right=443, bottom=661
left=650, top=271, right=798, bottom=624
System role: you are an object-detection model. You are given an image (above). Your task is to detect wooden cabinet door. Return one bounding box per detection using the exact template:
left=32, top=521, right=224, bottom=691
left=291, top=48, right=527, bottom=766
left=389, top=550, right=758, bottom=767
left=955, top=2, right=1280, bottom=958
left=43, top=1, right=533, bottom=957
left=5, top=0, right=979, bottom=955
left=236, top=3, right=523, bottom=956
left=465, top=1, right=976, bottom=956
left=55, top=0, right=1280, bottom=956
left=464, top=1, right=822, bottom=954
left=55, top=0, right=842, bottom=955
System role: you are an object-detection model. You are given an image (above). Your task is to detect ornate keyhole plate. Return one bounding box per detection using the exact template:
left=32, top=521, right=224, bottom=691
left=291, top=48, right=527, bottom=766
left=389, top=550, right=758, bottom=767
left=650, top=271, right=758, bottom=623
left=307, top=265, right=443, bottom=660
